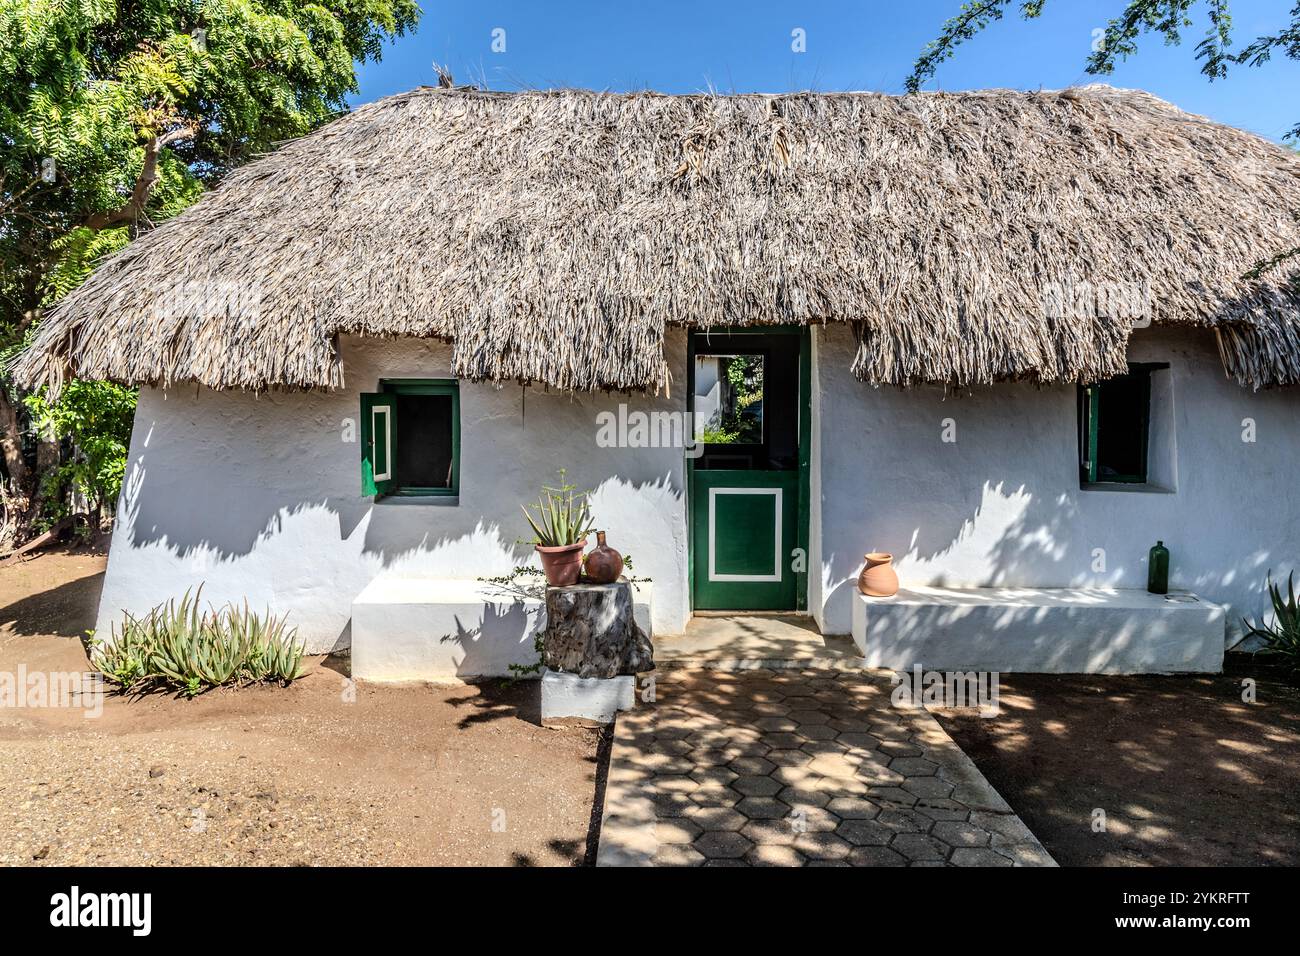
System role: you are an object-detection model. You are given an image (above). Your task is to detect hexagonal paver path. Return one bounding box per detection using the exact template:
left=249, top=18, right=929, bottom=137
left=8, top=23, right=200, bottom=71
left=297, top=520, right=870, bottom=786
left=596, top=667, right=1055, bottom=867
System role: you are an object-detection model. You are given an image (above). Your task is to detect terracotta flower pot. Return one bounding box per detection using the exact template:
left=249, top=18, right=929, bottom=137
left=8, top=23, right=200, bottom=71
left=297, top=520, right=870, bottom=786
left=857, top=552, right=899, bottom=597
left=536, top=539, right=587, bottom=587
left=583, top=531, right=624, bottom=584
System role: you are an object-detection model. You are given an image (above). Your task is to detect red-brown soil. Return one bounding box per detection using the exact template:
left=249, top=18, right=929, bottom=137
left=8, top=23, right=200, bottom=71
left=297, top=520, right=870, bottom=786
left=0, top=548, right=604, bottom=866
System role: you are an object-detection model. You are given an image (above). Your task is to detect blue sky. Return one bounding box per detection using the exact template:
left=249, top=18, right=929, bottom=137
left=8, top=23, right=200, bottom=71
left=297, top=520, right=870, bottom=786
left=353, top=1, right=1299, bottom=143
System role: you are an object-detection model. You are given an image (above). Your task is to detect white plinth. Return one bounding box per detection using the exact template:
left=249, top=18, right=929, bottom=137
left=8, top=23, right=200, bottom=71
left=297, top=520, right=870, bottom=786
left=351, top=578, right=543, bottom=681
left=851, top=587, right=1224, bottom=674
left=351, top=577, right=654, bottom=682
left=541, top=669, right=636, bottom=722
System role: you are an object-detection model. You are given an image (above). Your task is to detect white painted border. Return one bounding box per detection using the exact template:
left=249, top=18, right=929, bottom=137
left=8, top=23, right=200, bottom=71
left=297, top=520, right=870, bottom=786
left=708, top=487, right=783, bottom=582
left=372, top=404, right=392, bottom=482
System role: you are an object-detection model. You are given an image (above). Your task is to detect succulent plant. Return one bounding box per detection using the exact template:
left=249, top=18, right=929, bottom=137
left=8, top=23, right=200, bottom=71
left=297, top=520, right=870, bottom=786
left=521, top=472, right=594, bottom=548
left=91, top=586, right=303, bottom=697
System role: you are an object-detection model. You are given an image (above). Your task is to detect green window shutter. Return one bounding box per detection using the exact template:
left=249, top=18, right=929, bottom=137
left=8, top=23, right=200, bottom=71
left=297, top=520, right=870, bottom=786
left=448, top=385, right=461, bottom=494
left=1081, top=385, right=1099, bottom=484
left=360, top=393, right=396, bottom=497
left=1080, top=367, right=1157, bottom=486
left=1137, top=369, right=1152, bottom=482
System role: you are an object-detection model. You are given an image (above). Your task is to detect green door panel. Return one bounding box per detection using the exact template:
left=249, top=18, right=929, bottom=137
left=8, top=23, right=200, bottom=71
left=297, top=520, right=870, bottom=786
left=692, top=470, right=798, bottom=610
left=711, top=490, right=779, bottom=577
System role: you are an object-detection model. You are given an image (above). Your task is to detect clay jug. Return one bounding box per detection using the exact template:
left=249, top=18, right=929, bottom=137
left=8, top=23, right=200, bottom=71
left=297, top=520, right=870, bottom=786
left=583, top=530, right=624, bottom=584
left=857, top=552, right=899, bottom=597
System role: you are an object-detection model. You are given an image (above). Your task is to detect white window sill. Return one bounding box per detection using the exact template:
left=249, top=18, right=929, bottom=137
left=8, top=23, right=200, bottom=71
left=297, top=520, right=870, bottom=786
left=373, top=495, right=460, bottom=507
left=1080, top=482, right=1175, bottom=495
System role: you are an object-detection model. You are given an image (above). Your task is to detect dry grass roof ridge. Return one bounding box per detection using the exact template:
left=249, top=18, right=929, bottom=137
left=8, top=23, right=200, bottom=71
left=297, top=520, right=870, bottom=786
left=14, top=83, right=1300, bottom=394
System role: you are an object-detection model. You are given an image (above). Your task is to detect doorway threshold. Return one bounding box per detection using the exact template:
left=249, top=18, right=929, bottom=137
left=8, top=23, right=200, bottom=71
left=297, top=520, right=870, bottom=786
left=657, top=613, right=864, bottom=670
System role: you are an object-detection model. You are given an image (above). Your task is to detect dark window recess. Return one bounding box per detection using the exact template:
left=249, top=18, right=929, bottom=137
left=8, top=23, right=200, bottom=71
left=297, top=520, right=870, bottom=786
left=360, top=381, right=460, bottom=498
left=692, top=334, right=800, bottom=472
left=394, top=393, right=454, bottom=489
left=1079, top=366, right=1157, bottom=485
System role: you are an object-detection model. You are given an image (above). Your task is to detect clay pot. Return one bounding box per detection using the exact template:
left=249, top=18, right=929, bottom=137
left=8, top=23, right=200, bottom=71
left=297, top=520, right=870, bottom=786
left=536, top=539, right=588, bottom=587
left=583, top=531, right=624, bottom=584
left=857, top=552, right=899, bottom=597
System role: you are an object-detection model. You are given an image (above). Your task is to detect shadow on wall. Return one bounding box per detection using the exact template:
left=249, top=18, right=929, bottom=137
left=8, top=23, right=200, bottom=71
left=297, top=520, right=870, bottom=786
left=121, top=466, right=531, bottom=575
left=120, top=456, right=682, bottom=569
left=107, top=419, right=688, bottom=653
left=586, top=473, right=685, bottom=572
left=821, top=479, right=1087, bottom=634
left=117, top=452, right=370, bottom=561
left=119, top=454, right=512, bottom=566
left=821, top=479, right=1282, bottom=641
left=438, top=599, right=542, bottom=678
left=815, top=322, right=1296, bottom=643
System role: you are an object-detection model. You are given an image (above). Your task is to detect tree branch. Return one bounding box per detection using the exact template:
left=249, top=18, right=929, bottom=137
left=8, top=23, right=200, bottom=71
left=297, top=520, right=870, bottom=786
left=907, top=0, right=1016, bottom=93
left=83, top=125, right=196, bottom=232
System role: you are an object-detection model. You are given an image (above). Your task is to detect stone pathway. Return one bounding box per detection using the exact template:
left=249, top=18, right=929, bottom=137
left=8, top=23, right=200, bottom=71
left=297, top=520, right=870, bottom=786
left=597, top=667, right=1055, bottom=867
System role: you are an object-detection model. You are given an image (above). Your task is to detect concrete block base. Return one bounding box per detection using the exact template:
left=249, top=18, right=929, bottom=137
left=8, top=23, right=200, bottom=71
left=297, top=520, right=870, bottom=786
left=851, top=587, right=1225, bottom=674
left=351, top=577, right=654, bottom=682
left=541, top=669, right=635, bottom=723
left=352, top=578, right=545, bottom=681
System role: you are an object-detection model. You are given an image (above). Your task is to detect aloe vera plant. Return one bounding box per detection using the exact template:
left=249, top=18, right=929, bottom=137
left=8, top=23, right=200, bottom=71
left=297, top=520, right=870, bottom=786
left=90, top=587, right=304, bottom=697
left=521, top=474, right=595, bottom=547
left=1242, top=571, right=1300, bottom=673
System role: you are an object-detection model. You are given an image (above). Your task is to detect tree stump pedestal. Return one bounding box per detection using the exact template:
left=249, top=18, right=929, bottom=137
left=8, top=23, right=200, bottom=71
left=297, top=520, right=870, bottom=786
left=540, top=579, right=654, bottom=722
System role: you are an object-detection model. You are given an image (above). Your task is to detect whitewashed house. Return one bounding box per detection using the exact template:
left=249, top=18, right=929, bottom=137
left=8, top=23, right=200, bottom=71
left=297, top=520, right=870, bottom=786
left=17, top=86, right=1300, bottom=677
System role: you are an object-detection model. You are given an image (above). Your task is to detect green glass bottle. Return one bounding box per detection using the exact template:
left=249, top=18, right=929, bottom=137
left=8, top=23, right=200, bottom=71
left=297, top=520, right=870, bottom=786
left=1147, top=541, right=1169, bottom=595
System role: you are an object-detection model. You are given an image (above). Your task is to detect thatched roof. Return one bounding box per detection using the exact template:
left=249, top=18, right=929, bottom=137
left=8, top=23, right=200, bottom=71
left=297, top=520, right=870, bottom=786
left=15, top=85, right=1300, bottom=394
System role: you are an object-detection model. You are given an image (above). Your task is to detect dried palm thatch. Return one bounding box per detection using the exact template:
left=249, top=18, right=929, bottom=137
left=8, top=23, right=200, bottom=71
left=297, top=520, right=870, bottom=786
left=14, top=84, right=1300, bottom=394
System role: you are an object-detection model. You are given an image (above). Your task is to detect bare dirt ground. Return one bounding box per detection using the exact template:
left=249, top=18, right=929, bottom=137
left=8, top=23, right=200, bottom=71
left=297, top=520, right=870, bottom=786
left=935, top=669, right=1300, bottom=866
left=0, top=548, right=604, bottom=866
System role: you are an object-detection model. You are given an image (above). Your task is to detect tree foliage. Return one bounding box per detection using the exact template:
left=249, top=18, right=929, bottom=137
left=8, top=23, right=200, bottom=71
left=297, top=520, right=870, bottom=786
left=909, top=0, right=1298, bottom=141
left=2, top=0, right=418, bottom=330
left=0, top=0, right=418, bottom=535
left=25, top=378, right=136, bottom=518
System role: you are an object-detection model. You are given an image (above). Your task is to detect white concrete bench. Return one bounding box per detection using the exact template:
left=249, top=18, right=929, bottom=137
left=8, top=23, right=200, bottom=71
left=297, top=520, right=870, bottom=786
left=351, top=577, right=653, bottom=682
left=851, top=587, right=1224, bottom=674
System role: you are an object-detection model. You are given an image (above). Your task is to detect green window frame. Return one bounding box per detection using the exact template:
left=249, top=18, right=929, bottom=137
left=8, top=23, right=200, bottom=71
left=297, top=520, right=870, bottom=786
left=360, top=379, right=460, bottom=499
left=1078, top=363, right=1165, bottom=486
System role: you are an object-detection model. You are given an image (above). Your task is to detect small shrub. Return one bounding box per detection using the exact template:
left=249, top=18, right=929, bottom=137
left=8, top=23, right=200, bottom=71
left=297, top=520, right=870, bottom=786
left=1242, top=571, right=1300, bottom=673
left=91, top=588, right=304, bottom=697
left=700, top=423, right=740, bottom=444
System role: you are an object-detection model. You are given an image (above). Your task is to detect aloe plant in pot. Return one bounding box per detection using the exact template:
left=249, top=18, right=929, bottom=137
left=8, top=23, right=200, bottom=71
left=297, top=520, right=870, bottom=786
left=522, top=476, right=595, bottom=587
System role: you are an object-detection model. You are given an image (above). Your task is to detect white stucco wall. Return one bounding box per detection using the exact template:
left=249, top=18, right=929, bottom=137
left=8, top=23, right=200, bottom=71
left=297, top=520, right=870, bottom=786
left=96, top=332, right=691, bottom=653
left=813, top=324, right=1300, bottom=643
left=97, top=321, right=1297, bottom=660
left=807, top=326, right=826, bottom=632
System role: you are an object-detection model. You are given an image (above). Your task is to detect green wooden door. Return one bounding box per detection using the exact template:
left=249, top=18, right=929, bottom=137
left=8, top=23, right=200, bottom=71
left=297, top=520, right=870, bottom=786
left=692, top=470, right=798, bottom=610
left=689, top=328, right=809, bottom=611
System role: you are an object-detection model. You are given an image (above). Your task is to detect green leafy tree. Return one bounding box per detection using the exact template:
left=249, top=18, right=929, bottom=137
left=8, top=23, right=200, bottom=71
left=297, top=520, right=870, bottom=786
left=0, top=0, right=418, bottom=540
left=25, top=379, right=136, bottom=527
